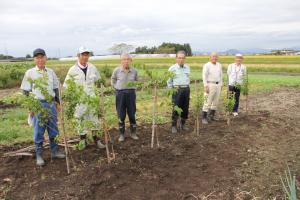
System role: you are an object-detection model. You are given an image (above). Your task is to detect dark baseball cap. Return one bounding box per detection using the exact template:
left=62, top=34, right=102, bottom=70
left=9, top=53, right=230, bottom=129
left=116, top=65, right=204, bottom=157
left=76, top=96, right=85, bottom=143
left=33, top=48, right=46, bottom=57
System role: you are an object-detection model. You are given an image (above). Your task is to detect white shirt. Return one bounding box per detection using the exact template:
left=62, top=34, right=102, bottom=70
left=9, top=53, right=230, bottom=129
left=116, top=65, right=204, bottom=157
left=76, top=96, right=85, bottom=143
left=227, top=63, right=247, bottom=86
left=20, top=66, right=59, bottom=100
left=63, top=62, right=100, bottom=96
left=202, top=62, right=223, bottom=86
left=167, top=63, right=190, bottom=88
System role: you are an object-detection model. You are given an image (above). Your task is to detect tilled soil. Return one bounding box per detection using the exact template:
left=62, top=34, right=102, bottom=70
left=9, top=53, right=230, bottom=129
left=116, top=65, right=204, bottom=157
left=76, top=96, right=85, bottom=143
left=1, top=87, right=300, bottom=200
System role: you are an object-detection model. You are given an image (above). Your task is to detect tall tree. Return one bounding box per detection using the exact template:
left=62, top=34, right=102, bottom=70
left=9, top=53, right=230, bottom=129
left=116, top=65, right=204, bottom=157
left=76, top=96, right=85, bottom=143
left=108, top=43, right=134, bottom=55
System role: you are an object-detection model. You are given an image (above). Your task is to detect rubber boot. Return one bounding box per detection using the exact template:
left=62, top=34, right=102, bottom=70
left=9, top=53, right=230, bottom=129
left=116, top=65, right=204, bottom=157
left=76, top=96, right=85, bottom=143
left=202, top=111, right=209, bottom=124
left=118, top=123, right=125, bottom=142
left=35, top=143, right=45, bottom=166
left=181, top=119, right=189, bottom=131
left=50, top=138, right=65, bottom=159
left=92, top=135, right=106, bottom=149
left=130, top=124, right=139, bottom=140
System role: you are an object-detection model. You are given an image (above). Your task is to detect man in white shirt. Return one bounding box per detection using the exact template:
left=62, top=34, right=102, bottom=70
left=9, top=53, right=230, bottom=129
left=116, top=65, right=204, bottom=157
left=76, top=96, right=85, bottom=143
left=21, top=48, right=65, bottom=166
left=202, top=52, right=223, bottom=124
left=227, top=54, right=247, bottom=116
left=64, top=47, right=105, bottom=149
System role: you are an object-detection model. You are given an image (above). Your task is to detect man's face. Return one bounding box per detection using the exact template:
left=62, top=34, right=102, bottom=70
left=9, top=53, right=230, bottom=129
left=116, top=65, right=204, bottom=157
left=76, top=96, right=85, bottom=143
left=210, top=55, right=218, bottom=63
left=34, top=55, right=47, bottom=68
left=176, top=53, right=186, bottom=65
left=78, top=52, right=90, bottom=65
left=121, top=57, right=132, bottom=68
left=235, top=57, right=243, bottom=65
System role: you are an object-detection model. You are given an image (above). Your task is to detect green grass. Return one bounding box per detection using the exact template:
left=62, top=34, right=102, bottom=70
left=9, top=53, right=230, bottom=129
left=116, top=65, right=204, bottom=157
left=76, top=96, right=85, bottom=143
left=0, top=108, right=32, bottom=145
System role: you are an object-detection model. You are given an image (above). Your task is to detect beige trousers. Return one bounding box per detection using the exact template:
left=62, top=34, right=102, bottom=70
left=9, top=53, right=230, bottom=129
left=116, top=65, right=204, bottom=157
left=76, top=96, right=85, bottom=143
left=202, top=83, right=222, bottom=112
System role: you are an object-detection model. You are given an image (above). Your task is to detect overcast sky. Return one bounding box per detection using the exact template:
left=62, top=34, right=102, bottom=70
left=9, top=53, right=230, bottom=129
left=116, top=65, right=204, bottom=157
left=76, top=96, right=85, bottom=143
left=1, top=0, right=300, bottom=57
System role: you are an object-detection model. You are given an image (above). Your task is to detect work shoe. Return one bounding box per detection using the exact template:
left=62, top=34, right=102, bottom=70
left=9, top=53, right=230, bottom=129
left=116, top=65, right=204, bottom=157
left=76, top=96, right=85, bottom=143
left=171, top=126, right=178, bottom=134
left=118, top=134, right=125, bottom=142
left=233, top=112, right=239, bottom=117
left=96, top=140, right=106, bottom=149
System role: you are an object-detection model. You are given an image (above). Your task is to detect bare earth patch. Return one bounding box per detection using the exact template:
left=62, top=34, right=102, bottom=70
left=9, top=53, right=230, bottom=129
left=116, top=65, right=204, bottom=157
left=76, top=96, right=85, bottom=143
left=0, top=87, right=300, bottom=199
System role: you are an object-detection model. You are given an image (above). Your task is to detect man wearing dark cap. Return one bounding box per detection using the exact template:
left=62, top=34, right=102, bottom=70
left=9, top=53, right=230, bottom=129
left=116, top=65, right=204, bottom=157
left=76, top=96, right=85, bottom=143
left=20, top=48, right=65, bottom=166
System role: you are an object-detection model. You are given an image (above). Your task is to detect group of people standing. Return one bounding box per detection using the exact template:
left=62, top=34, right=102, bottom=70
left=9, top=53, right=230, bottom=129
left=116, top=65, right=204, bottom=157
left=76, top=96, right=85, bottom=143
left=167, top=51, right=247, bottom=133
left=21, top=47, right=247, bottom=166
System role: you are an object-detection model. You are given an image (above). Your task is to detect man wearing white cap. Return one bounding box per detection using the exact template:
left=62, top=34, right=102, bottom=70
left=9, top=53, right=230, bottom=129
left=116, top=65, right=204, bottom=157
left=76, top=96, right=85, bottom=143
left=202, top=52, right=223, bottom=124
left=63, top=47, right=105, bottom=149
left=227, top=53, right=247, bottom=116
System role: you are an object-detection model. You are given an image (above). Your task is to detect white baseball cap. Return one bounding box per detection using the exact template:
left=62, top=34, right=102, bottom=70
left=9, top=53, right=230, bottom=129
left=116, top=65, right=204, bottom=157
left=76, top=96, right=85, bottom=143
left=78, top=46, right=91, bottom=54
left=235, top=53, right=243, bottom=57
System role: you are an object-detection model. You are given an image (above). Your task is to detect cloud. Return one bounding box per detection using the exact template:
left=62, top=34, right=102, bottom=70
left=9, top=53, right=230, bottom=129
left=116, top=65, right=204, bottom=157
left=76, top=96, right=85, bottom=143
left=0, top=0, right=300, bottom=56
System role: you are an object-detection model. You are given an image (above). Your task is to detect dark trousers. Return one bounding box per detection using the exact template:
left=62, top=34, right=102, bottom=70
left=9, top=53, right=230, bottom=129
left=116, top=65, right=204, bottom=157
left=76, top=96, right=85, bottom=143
left=172, top=87, right=190, bottom=126
left=229, top=85, right=240, bottom=112
left=115, top=89, right=136, bottom=131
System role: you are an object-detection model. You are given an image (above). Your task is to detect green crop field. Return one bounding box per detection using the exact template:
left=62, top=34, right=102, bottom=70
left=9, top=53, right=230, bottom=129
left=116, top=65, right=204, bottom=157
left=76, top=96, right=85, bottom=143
left=0, top=55, right=300, bottom=145
left=1, top=55, right=300, bottom=89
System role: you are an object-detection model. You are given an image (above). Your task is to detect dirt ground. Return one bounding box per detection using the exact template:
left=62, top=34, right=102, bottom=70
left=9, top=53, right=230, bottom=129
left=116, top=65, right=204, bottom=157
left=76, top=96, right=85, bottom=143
left=1, top=87, right=300, bottom=200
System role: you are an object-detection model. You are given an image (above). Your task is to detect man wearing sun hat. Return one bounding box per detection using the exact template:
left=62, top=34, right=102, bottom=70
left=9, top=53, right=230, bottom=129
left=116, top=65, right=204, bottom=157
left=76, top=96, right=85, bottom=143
left=21, top=48, right=66, bottom=166
left=63, top=46, right=106, bottom=150
left=227, top=53, right=247, bottom=116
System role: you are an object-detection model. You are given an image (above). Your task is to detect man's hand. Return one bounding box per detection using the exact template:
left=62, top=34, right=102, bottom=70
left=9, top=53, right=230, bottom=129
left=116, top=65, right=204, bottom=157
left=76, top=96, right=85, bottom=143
left=205, top=85, right=209, bottom=94
left=29, top=112, right=34, bottom=118
left=56, top=103, right=61, bottom=112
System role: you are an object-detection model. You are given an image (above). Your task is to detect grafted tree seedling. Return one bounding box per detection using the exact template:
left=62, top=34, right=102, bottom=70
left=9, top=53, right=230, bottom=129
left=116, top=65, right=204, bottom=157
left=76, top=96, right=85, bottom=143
left=63, top=76, right=115, bottom=163
left=191, top=80, right=205, bottom=135
left=223, top=88, right=235, bottom=126
left=98, top=83, right=115, bottom=163
left=128, top=69, right=174, bottom=148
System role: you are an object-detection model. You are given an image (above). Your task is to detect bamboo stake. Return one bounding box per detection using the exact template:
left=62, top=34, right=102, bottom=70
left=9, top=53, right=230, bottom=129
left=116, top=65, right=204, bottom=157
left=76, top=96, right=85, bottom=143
left=194, top=80, right=200, bottom=135
left=100, top=84, right=115, bottom=163
left=58, top=83, right=71, bottom=174
left=151, top=84, right=159, bottom=148
left=226, top=76, right=231, bottom=126
left=245, top=70, right=249, bottom=115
